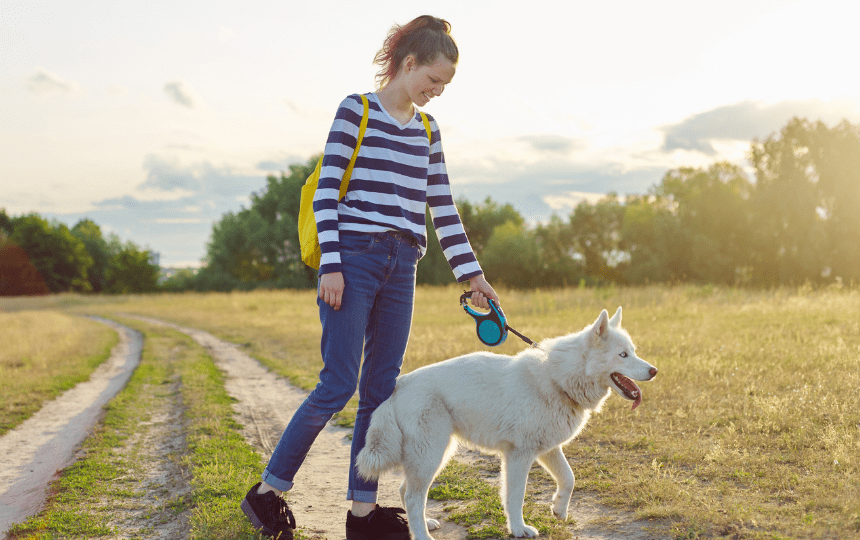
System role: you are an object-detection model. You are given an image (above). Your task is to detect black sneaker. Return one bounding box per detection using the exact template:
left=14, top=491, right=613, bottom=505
left=240, top=482, right=296, bottom=539
left=346, top=506, right=411, bottom=540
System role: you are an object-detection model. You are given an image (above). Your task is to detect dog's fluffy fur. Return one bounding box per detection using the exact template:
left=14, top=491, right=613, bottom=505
left=357, top=307, right=657, bottom=539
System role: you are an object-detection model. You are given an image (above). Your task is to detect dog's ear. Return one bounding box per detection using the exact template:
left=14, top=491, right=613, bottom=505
left=609, top=307, right=622, bottom=328
left=592, top=309, right=610, bottom=339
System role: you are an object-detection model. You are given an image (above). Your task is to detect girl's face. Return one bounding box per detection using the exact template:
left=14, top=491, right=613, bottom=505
left=402, top=54, right=456, bottom=107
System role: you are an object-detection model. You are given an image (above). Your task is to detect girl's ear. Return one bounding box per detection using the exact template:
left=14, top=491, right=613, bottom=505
left=402, top=54, right=417, bottom=73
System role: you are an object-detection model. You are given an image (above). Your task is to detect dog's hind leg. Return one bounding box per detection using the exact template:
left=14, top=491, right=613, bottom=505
left=399, top=477, right=440, bottom=533
left=537, top=446, right=574, bottom=520
left=500, top=451, right=539, bottom=538
left=400, top=432, right=454, bottom=539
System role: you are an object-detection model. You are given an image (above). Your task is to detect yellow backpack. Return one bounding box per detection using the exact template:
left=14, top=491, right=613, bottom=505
left=298, top=94, right=433, bottom=269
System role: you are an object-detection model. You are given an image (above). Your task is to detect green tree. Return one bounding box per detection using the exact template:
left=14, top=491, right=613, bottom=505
left=160, top=268, right=199, bottom=292
left=0, top=209, right=12, bottom=237
left=204, top=208, right=272, bottom=287
left=199, top=157, right=319, bottom=290
left=71, top=219, right=111, bottom=292
left=9, top=213, right=92, bottom=292
left=568, top=195, right=626, bottom=284
left=246, top=158, right=318, bottom=288
left=0, top=211, right=51, bottom=296
left=750, top=118, right=836, bottom=284
left=651, top=162, right=753, bottom=284
left=457, top=197, right=524, bottom=258
left=534, top=214, right=583, bottom=287
left=480, top=220, right=541, bottom=288
left=620, top=194, right=677, bottom=284
left=804, top=119, right=860, bottom=283
left=104, top=237, right=160, bottom=293
left=417, top=207, right=457, bottom=285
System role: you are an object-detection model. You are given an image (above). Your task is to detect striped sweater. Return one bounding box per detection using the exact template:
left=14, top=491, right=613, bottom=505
left=313, top=93, right=483, bottom=282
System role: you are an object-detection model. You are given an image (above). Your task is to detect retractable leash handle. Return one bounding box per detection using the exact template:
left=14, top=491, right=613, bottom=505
left=460, top=291, right=508, bottom=346
left=459, top=292, right=539, bottom=348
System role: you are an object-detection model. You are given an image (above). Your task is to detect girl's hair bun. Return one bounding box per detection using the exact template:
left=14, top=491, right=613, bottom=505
left=374, top=15, right=458, bottom=89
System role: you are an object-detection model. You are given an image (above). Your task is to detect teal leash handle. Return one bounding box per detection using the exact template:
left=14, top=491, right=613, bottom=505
left=459, top=292, right=538, bottom=348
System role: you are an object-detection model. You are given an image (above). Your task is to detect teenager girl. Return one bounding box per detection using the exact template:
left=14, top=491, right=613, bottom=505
left=241, top=15, right=500, bottom=539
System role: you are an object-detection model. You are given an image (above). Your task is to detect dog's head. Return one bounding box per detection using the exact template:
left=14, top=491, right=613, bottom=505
left=587, top=307, right=657, bottom=410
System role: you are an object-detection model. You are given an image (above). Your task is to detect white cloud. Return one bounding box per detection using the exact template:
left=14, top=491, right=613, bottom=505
left=26, top=68, right=80, bottom=94
left=141, top=154, right=203, bottom=192
left=516, top=135, right=585, bottom=155
left=660, top=98, right=860, bottom=155
left=163, top=80, right=201, bottom=108
left=139, top=154, right=264, bottom=198
left=134, top=187, right=198, bottom=202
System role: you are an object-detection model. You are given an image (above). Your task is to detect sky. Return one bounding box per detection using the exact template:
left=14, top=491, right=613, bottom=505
left=2, top=0, right=858, bottom=267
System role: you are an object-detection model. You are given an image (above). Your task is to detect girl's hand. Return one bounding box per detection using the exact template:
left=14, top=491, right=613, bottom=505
left=319, top=272, right=345, bottom=310
left=467, top=274, right=500, bottom=310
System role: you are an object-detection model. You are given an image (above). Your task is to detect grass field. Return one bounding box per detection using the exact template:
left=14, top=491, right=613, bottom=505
left=2, top=284, right=859, bottom=539
left=0, top=310, right=118, bottom=436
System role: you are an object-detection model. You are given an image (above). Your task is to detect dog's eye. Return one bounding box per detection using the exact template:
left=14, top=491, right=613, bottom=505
left=619, top=352, right=628, bottom=358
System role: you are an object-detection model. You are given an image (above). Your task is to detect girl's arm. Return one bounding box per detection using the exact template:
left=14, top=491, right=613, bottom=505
left=314, top=95, right=364, bottom=311
left=313, top=94, right=364, bottom=277
left=425, top=116, right=499, bottom=308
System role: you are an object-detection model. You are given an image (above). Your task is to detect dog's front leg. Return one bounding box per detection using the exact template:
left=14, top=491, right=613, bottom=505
left=536, top=446, right=574, bottom=519
left=400, top=478, right=440, bottom=533
left=501, top=452, right=540, bottom=538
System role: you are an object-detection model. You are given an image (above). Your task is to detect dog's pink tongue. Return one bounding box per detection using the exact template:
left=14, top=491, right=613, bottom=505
left=631, top=392, right=642, bottom=410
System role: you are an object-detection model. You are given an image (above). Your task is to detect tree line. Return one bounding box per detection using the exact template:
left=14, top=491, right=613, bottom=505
left=173, top=116, right=857, bottom=291
left=0, top=213, right=159, bottom=295
left=2, top=116, right=856, bottom=296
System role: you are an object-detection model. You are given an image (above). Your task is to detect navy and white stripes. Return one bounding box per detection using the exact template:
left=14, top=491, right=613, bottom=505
left=313, top=93, right=482, bottom=282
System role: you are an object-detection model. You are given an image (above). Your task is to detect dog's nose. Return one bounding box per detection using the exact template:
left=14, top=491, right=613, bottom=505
left=648, top=367, right=658, bottom=379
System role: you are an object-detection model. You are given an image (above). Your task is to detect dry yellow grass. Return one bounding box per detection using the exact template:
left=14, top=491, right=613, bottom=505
left=0, top=310, right=118, bottom=435
left=5, top=284, right=859, bottom=538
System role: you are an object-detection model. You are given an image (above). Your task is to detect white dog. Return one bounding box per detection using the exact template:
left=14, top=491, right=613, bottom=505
left=357, top=307, right=657, bottom=539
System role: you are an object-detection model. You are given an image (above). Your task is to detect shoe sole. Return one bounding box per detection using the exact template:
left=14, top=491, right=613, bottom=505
left=241, top=497, right=295, bottom=539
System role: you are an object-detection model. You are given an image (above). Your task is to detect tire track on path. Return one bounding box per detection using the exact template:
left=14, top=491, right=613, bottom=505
left=0, top=317, right=142, bottom=536
left=124, top=314, right=471, bottom=540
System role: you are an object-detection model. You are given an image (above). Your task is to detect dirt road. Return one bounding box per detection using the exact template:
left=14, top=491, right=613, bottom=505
left=0, top=318, right=142, bottom=535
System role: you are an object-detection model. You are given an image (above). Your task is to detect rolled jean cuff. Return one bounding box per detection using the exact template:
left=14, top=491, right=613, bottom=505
left=347, top=489, right=377, bottom=503
left=261, top=469, right=294, bottom=493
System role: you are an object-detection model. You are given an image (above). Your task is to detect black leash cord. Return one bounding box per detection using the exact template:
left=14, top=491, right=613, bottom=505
left=507, top=325, right=538, bottom=348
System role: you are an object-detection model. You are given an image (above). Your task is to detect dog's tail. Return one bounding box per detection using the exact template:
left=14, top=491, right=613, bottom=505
left=356, top=397, right=402, bottom=480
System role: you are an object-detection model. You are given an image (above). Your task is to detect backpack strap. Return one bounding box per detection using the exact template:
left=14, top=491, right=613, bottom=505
left=338, top=94, right=369, bottom=200
left=419, top=112, right=432, bottom=144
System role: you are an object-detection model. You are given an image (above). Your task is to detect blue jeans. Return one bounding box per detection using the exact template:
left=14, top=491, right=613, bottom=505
left=262, top=231, right=419, bottom=502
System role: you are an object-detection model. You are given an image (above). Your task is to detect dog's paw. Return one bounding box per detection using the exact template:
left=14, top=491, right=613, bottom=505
left=551, top=494, right=569, bottom=519
left=426, top=518, right=440, bottom=530
left=511, top=524, right=540, bottom=538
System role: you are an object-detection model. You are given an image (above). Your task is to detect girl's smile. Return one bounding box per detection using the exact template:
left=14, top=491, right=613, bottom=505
left=407, top=55, right=455, bottom=106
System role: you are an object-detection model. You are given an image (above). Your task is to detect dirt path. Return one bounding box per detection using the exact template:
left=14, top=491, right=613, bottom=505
left=124, top=314, right=473, bottom=540
left=0, top=317, right=143, bottom=536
